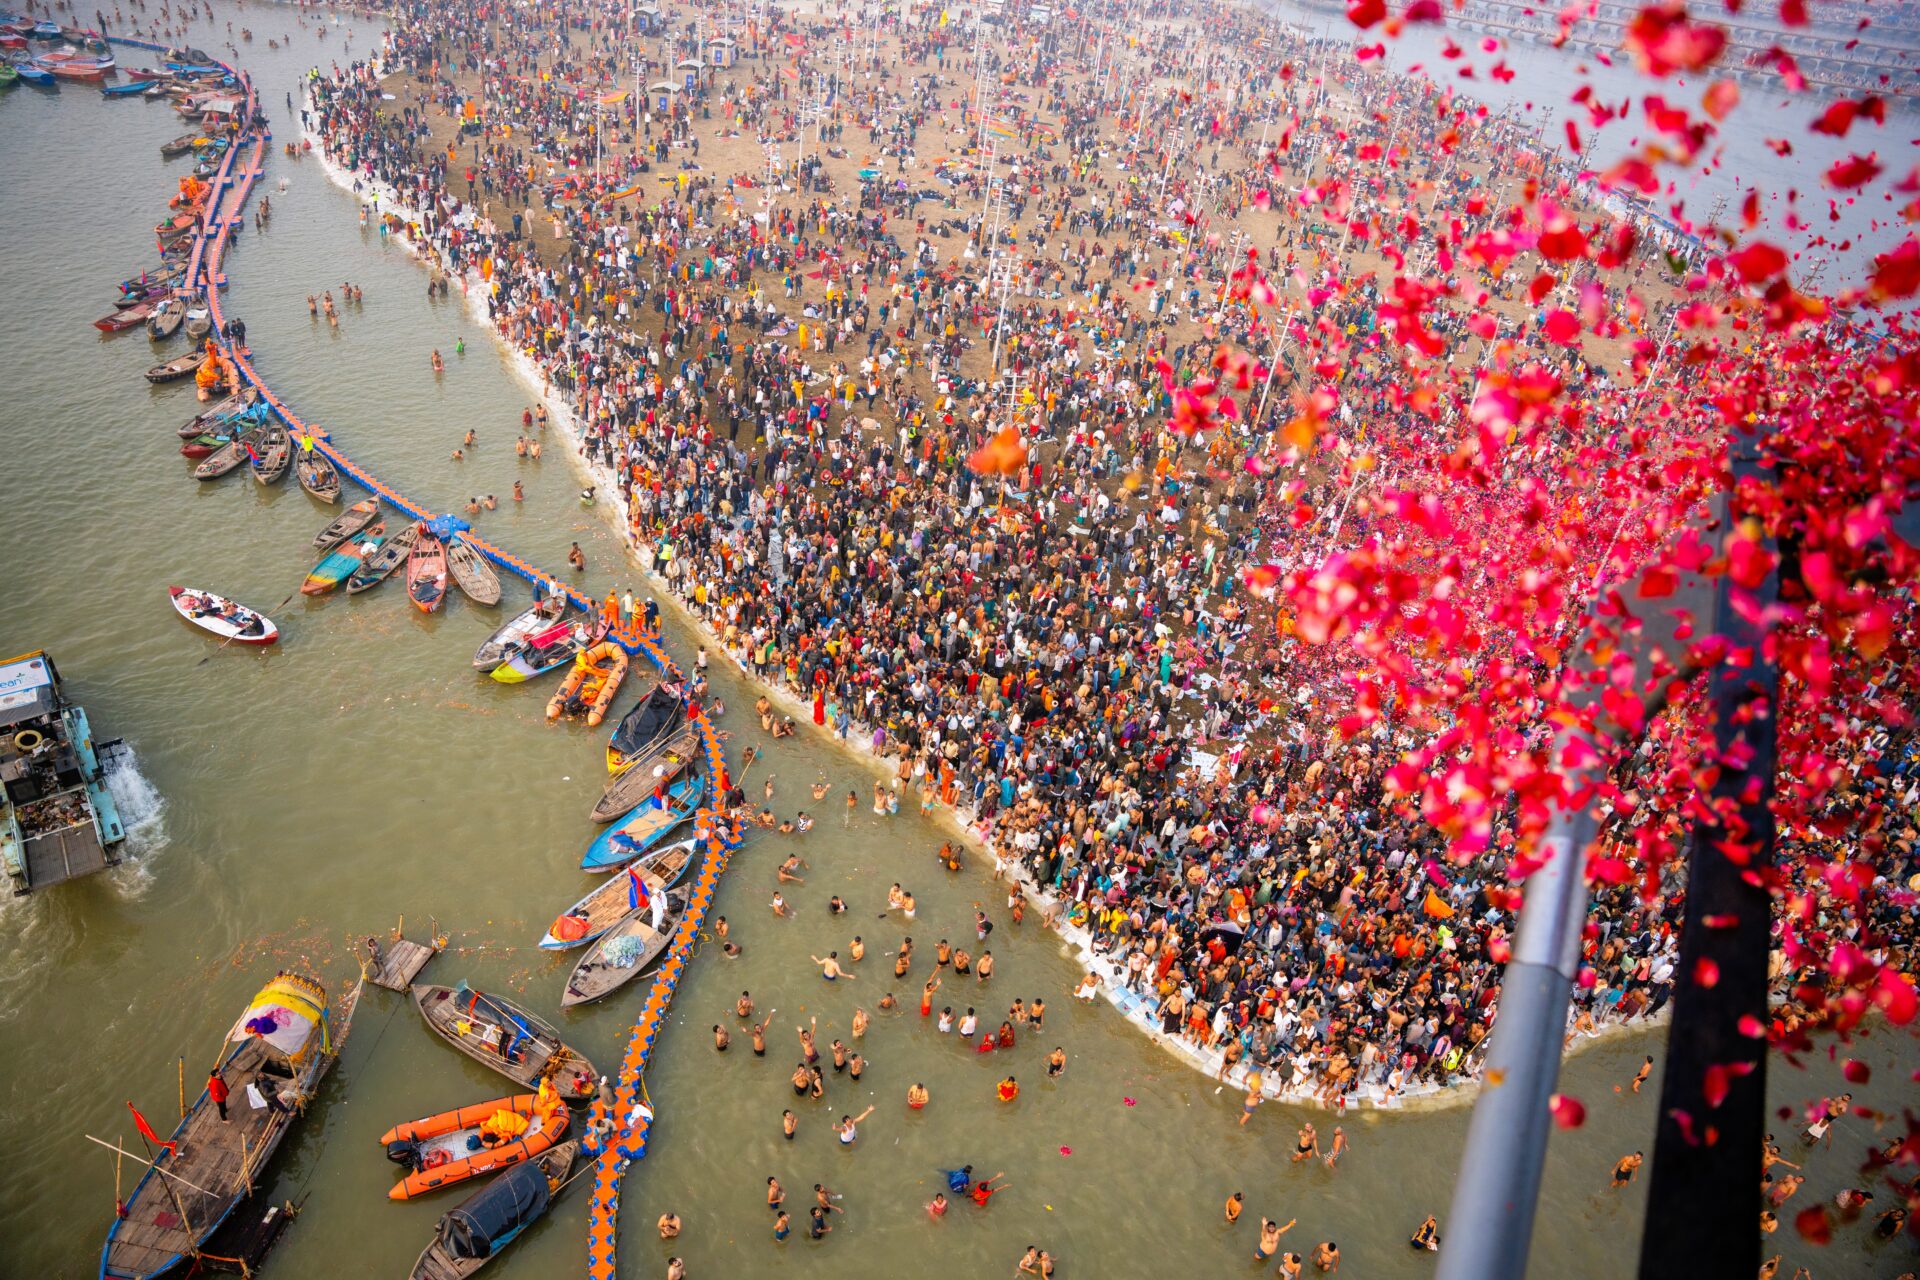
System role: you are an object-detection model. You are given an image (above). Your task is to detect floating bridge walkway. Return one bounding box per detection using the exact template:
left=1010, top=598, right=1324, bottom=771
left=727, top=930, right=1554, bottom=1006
left=111, top=34, right=745, bottom=1276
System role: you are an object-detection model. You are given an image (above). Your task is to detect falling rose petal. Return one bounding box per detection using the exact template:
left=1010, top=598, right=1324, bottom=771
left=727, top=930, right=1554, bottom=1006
left=1737, top=1015, right=1768, bottom=1039
left=1345, top=0, right=1385, bottom=28
left=1825, top=152, right=1883, bottom=189
left=1840, top=1059, right=1870, bottom=1085
left=1702, top=1064, right=1729, bottom=1108
left=1694, top=957, right=1721, bottom=988
left=1059, top=1146, right=1072, bottom=1156
left=1548, top=1093, right=1586, bottom=1128
left=1701, top=79, right=1739, bottom=121
left=1122, top=1097, right=1136, bottom=1107
left=1872, top=969, right=1917, bottom=1025
left=1795, top=1205, right=1833, bottom=1245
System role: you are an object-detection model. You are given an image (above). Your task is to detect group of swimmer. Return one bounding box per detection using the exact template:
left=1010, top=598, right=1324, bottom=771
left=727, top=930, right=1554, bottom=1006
left=304, top=282, right=360, bottom=328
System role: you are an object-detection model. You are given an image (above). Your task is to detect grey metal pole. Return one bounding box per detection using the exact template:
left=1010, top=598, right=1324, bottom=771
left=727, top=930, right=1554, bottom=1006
left=1435, top=801, right=1594, bottom=1280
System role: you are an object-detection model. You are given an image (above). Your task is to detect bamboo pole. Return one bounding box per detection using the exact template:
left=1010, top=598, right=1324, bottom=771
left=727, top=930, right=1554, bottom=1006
left=87, top=1134, right=220, bottom=1200
left=178, top=1058, right=186, bottom=1121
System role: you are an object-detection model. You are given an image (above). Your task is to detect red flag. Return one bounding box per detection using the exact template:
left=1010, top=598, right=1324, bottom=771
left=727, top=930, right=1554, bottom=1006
left=127, top=1101, right=176, bottom=1155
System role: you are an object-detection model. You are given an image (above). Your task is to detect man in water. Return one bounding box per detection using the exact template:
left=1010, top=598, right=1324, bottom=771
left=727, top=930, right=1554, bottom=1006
left=1256, top=1217, right=1296, bottom=1262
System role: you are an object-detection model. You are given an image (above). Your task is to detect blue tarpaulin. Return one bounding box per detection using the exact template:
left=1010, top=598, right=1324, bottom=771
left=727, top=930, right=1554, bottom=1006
left=427, top=514, right=471, bottom=539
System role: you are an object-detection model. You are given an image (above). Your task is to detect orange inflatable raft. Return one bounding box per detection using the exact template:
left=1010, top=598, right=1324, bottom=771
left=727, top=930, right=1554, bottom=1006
left=546, top=640, right=628, bottom=728
left=379, top=1089, right=569, bottom=1201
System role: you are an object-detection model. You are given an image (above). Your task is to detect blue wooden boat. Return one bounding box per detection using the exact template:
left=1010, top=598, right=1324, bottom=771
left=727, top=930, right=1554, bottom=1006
left=301, top=522, right=386, bottom=594
left=29, top=20, right=60, bottom=39
left=101, top=78, right=157, bottom=96
left=10, top=58, right=52, bottom=85
left=580, top=773, right=705, bottom=871
left=538, top=836, right=698, bottom=949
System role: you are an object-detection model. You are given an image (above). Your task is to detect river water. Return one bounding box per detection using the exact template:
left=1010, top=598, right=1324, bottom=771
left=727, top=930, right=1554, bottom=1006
left=0, top=9, right=1912, bottom=1280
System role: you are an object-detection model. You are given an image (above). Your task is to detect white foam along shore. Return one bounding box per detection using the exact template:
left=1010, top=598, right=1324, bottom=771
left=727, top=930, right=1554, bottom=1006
left=304, top=80, right=1662, bottom=1116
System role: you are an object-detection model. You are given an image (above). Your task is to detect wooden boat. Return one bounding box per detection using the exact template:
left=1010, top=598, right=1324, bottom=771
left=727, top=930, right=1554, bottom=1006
left=35, top=55, right=107, bottom=79
left=101, top=77, right=157, bottom=96
left=159, top=130, right=212, bottom=157
left=179, top=431, right=231, bottom=459
left=312, top=497, right=379, bottom=551
left=581, top=772, right=706, bottom=870
left=0, top=62, right=19, bottom=87
left=8, top=56, right=53, bottom=86
left=167, top=586, right=277, bottom=645
left=346, top=523, right=417, bottom=594
left=184, top=310, right=212, bottom=342
left=545, top=641, right=627, bottom=728
left=604, top=681, right=685, bottom=776
left=474, top=604, right=567, bottom=672
left=177, top=386, right=257, bottom=436
left=95, top=301, right=156, bottom=332
left=489, top=617, right=601, bottom=684
left=408, top=1142, right=577, bottom=1280
left=192, top=425, right=265, bottom=480
left=144, top=350, right=205, bottom=384
left=146, top=296, right=185, bottom=340
left=539, top=837, right=697, bottom=949
left=411, top=984, right=596, bottom=1101
left=408, top=528, right=450, bottom=613
left=302, top=521, right=386, bottom=595
left=590, top=727, right=700, bottom=823
left=560, top=885, right=692, bottom=1008
left=249, top=423, right=291, bottom=484
left=294, top=446, right=340, bottom=502
left=99, top=973, right=363, bottom=1280
left=380, top=1092, right=569, bottom=1202
left=446, top=539, right=502, bottom=607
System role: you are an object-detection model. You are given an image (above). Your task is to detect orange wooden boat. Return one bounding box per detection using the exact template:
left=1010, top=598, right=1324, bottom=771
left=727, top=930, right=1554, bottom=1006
left=380, top=1091, right=569, bottom=1201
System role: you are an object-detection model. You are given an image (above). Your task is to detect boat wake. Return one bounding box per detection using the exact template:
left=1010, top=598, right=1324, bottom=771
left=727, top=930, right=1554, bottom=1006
left=103, top=749, right=168, bottom=894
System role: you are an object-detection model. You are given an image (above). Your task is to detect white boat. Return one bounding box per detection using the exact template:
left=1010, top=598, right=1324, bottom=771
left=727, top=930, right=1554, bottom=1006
left=167, top=586, right=278, bottom=645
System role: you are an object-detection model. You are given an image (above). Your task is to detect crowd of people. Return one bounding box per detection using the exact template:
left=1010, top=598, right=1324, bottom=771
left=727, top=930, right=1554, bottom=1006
left=295, top=0, right=1915, bottom=1128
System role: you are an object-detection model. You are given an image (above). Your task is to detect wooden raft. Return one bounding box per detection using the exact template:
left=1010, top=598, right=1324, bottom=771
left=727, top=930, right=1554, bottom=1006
left=366, top=936, right=439, bottom=992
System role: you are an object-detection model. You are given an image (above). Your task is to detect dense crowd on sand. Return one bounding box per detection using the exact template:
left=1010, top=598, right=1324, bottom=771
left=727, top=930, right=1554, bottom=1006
left=293, top=0, right=1917, bottom=1125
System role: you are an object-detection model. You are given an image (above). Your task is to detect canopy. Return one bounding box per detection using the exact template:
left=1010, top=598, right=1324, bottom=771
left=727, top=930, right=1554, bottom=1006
left=228, top=973, right=329, bottom=1062
left=439, top=1159, right=551, bottom=1260
left=426, top=514, right=471, bottom=539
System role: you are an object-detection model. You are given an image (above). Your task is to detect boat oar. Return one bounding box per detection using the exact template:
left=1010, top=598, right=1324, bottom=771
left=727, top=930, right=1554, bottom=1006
left=195, top=587, right=297, bottom=666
